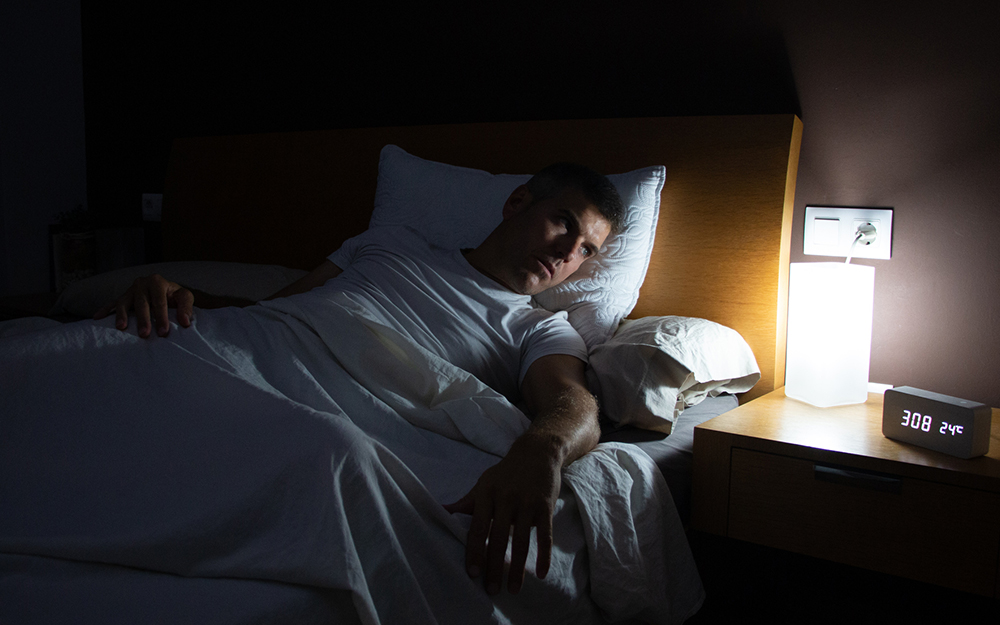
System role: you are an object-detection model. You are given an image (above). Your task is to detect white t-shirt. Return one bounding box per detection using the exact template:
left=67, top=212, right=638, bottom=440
left=324, top=226, right=587, bottom=402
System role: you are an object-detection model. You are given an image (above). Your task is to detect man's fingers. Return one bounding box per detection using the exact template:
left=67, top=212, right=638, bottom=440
left=148, top=276, right=172, bottom=336
left=442, top=495, right=474, bottom=516
left=484, top=508, right=511, bottom=595
left=447, top=459, right=560, bottom=595
left=113, top=300, right=130, bottom=330
left=173, top=287, right=194, bottom=327
left=506, top=514, right=535, bottom=594
left=97, top=274, right=192, bottom=337
left=534, top=511, right=553, bottom=579
left=133, top=290, right=152, bottom=338
left=464, top=494, right=493, bottom=581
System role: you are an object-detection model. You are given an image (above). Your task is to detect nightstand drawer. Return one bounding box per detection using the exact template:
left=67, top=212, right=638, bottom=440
left=727, top=448, right=1000, bottom=596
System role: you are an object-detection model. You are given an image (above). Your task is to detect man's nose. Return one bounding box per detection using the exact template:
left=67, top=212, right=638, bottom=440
left=555, top=235, right=583, bottom=261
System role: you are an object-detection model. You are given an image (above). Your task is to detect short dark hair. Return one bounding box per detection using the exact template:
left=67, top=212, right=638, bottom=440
left=525, top=163, right=626, bottom=235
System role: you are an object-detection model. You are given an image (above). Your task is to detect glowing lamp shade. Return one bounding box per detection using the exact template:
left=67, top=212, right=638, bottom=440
left=785, top=262, right=875, bottom=407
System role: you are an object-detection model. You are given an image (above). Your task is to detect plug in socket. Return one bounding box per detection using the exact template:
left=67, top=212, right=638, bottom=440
left=803, top=206, right=893, bottom=260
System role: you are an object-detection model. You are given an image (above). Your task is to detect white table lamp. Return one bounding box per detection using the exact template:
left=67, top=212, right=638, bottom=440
left=785, top=262, right=875, bottom=407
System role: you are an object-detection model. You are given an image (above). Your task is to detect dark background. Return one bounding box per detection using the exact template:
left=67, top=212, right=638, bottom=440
left=2, top=0, right=998, bottom=406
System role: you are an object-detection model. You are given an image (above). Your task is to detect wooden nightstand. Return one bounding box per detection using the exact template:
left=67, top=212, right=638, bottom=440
left=692, top=387, right=1000, bottom=597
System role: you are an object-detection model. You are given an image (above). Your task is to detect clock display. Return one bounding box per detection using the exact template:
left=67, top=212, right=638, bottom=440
left=899, top=410, right=966, bottom=437
left=882, top=386, right=991, bottom=459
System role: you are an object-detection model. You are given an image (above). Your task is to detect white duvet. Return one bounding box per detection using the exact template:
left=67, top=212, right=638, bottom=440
left=0, top=293, right=703, bottom=624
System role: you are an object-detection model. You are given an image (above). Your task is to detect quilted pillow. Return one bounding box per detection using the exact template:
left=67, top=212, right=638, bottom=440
left=369, top=145, right=664, bottom=349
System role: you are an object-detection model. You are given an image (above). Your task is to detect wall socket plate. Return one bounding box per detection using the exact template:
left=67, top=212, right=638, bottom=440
left=142, top=193, right=163, bottom=222
left=803, top=206, right=893, bottom=260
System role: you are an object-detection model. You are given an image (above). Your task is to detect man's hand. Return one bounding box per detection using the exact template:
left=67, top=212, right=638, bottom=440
left=445, top=354, right=600, bottom=595
left=94, top=274, right=194, bottom=338
left=443, top=435, right=561, bottom=595
left=91, top=261, right=344, bottom=339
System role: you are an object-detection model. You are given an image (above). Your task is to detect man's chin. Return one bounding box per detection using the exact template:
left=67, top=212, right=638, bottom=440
left=512, top=268, right=563, bottom=295
left=523, top=279, right=558, bottom=296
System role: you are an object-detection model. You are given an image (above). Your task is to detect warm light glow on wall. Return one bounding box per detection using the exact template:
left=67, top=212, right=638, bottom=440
left=785, top=262, right=875, bottom=407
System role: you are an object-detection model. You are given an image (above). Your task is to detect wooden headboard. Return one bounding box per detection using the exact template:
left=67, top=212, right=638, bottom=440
left=163, top=115, right=802, bottom=402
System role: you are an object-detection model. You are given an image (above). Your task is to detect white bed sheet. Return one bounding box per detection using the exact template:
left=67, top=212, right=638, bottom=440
left=602, top=395, right=739, bottom=524
left=0, top=292, right=704, bottom=624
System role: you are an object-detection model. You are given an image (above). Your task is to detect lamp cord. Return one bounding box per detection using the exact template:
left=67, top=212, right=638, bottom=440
left=845, top=231, right=864, bottom=265
left=845, top=222, right=878, bottom=264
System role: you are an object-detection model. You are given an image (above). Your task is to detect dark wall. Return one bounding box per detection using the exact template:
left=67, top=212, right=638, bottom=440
left=78, top=0, right=999, bottom=406
left=80, top=1, right=797, bottom=224
left=0, top=0, right=87, bottom=296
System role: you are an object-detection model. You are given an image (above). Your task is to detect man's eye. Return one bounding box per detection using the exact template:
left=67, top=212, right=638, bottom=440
left=580, top=246, right=591, bottom=257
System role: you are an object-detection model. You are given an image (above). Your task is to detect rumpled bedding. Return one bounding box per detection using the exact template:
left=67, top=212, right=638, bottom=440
left=0, top=291, right=703, bottom=624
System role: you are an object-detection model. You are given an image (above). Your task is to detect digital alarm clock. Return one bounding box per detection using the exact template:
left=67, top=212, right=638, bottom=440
left=882, top=386, right=992, bottom=459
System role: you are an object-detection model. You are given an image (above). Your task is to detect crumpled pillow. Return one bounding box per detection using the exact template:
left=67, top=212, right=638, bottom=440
left=588, top=316, right=761, bottom=433
left=368, top=144, right=664, bottom=349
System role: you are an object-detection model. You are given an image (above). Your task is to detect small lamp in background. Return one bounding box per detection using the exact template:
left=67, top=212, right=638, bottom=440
left=784, top=261, right=875, bottom=407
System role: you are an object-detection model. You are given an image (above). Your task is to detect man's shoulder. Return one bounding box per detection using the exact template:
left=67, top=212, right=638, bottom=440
left=518, top=307, right=589, bottom=372
left=343, top=225, right=447, bottom=259
left=354, top=224, right=428, bottom=247
left=520, top=306, right=581, bottom=339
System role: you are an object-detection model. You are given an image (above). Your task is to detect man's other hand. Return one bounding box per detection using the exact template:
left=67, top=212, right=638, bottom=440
left=443, top=436, right=561, bottom=595
left=94, top=274, right=193, bottom=338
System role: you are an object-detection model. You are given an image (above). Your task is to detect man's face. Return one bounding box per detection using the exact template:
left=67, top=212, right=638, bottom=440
left=495, top=186, right=612, bottom=295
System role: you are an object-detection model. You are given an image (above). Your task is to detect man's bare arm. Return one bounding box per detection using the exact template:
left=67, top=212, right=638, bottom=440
left=263, top=260, right=342, bottom=300
left=444, top=354, right=600, bottom=595
left=95, top=260, right=343, bottom=338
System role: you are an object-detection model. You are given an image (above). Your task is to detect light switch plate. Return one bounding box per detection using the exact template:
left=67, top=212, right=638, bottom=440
left=803, top=206, right=893, bottom=259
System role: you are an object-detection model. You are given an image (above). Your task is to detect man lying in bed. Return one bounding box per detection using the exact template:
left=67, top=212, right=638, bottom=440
left=96, top=163, right=625, bottom=598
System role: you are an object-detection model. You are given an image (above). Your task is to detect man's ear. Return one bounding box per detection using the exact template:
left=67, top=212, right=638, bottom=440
left=501, top=185, right=532, bottom=220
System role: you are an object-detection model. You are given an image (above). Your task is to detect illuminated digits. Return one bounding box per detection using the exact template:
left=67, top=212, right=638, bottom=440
left=921, top=414, right=932, bottom=432
left=902, top=410, right=911, bottom=427
left=940, top=423, right=965, bottom=436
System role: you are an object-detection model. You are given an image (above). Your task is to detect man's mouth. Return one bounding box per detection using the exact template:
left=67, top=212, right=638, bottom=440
left=535, top=257, right=556, bottom=279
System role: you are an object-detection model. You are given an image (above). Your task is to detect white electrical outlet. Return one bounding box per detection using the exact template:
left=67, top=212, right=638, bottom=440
left=142, top=193, right=163, bottom=222
left=803, top=206, right=893, bottom=260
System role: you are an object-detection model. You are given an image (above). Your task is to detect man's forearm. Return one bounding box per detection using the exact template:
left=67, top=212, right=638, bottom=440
left=516, top=384, right=600, bottom=469
left=186, top=259, right=345, bottom=309
left=187, top=289, right=255, bottom=309
left=518, top=353, right=601, bottom=468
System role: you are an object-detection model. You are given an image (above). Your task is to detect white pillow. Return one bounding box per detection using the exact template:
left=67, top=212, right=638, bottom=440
left=369, top=144, right=665, bottom=349
left=588, top=316, right=761, bottom=433
left=51, top=261, right=308, bottom=318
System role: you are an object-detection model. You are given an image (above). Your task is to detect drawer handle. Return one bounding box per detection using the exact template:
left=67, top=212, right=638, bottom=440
left=814, top=464, right=902, bottom=494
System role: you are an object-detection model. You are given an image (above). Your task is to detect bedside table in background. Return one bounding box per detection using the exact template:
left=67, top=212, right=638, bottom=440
left=691, top=387, right=1000, bottom=597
